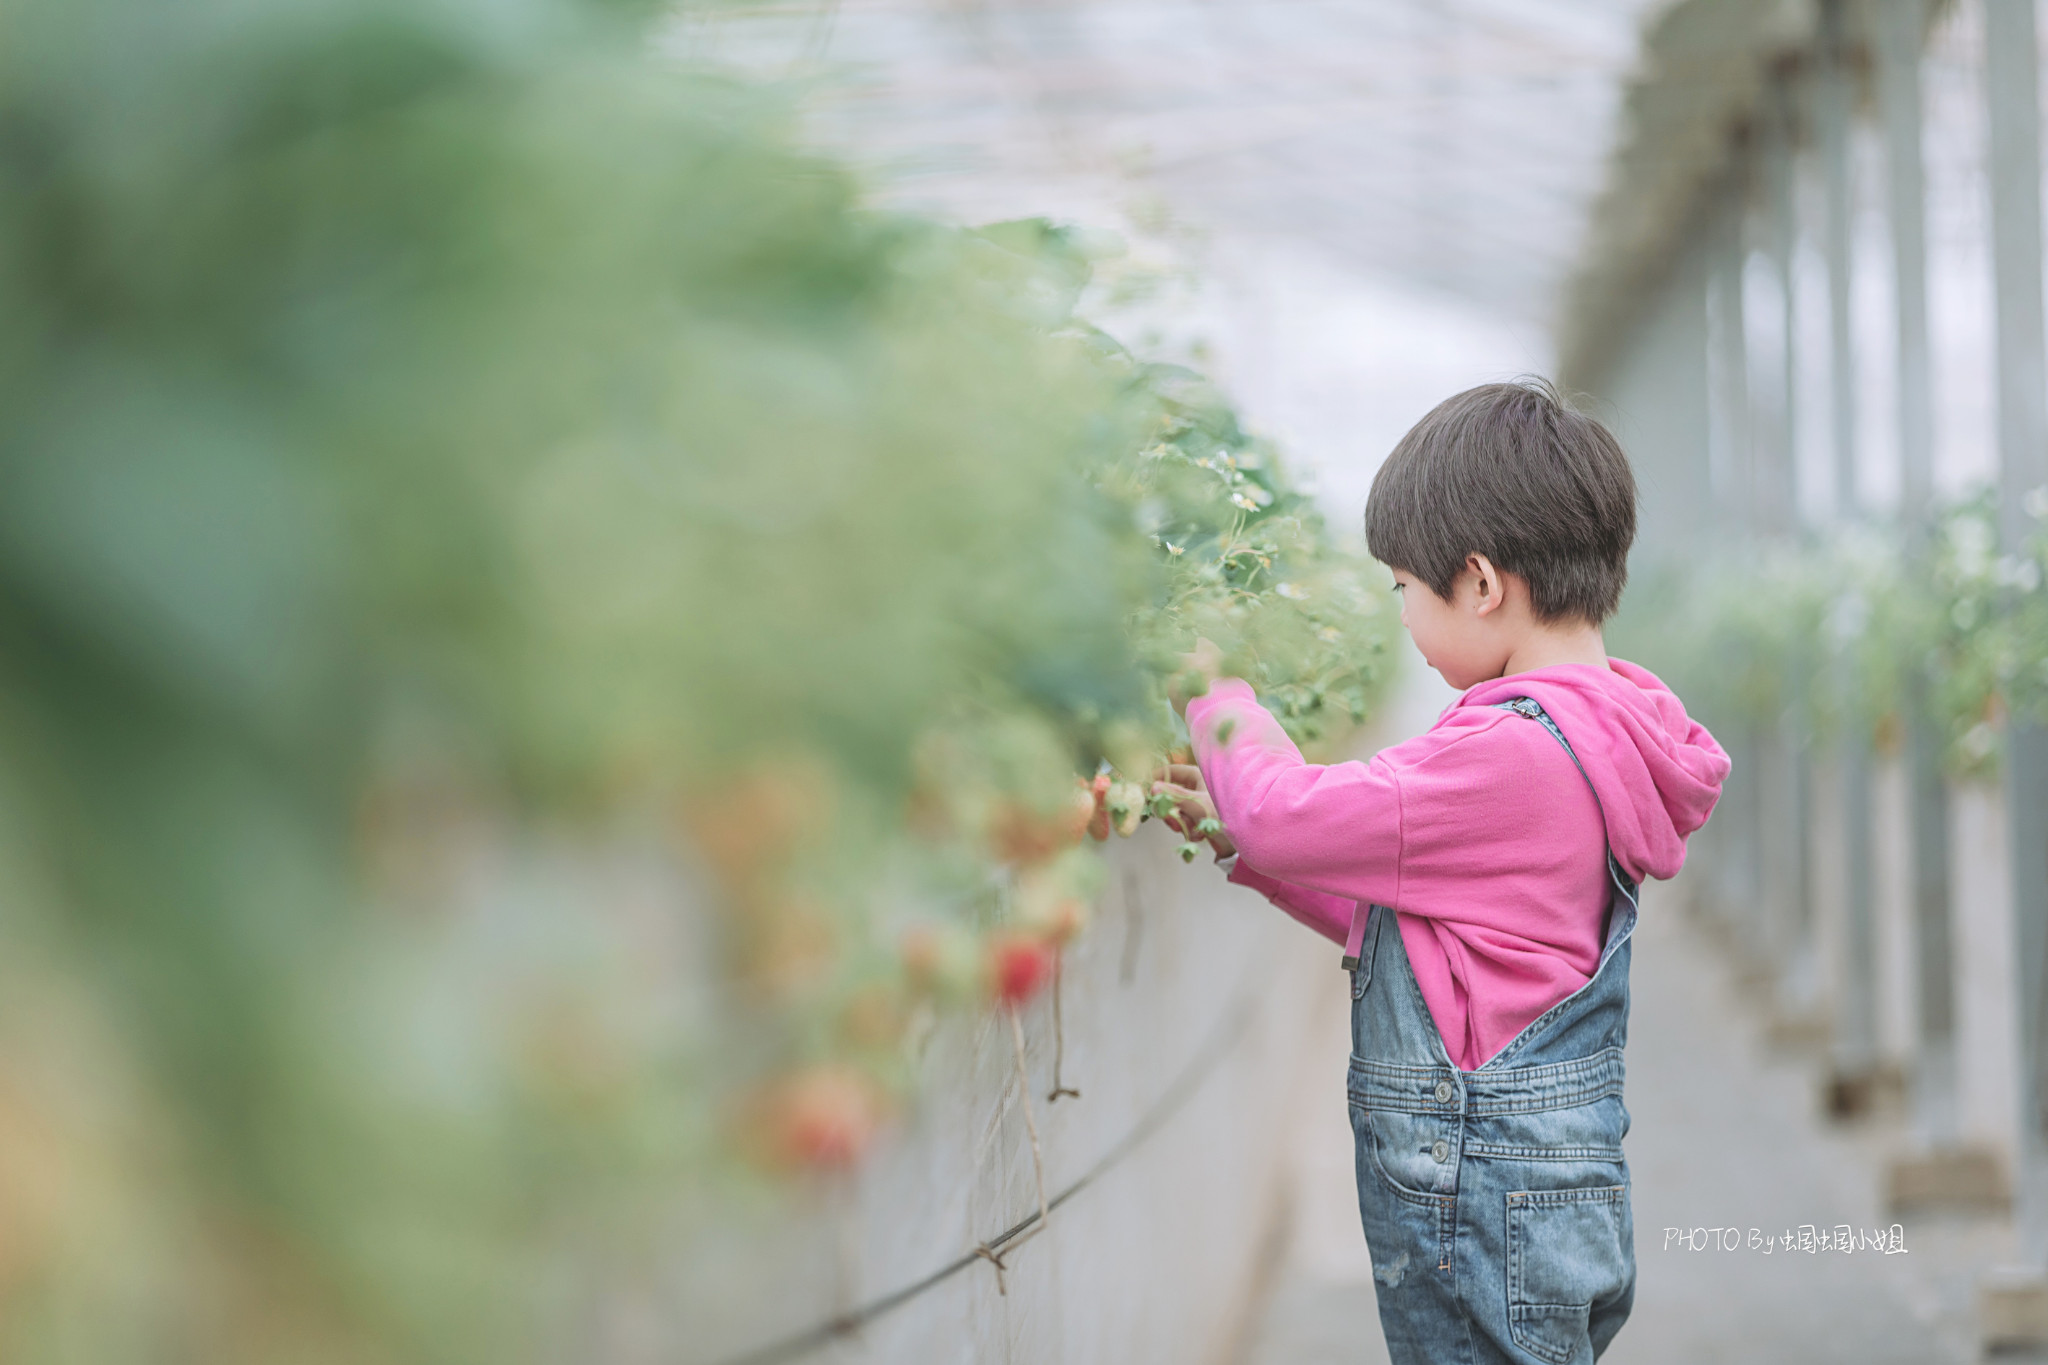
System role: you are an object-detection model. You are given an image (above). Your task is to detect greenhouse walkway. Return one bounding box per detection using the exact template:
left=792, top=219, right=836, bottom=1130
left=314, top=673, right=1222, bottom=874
left=1236, top=878, right=2020, bottom=1365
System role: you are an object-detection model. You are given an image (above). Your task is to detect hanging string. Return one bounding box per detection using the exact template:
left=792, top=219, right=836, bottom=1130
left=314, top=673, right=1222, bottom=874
left=1002, top=1004, right=1051, bottom=1266
left=705, top=996, right=1255, bottom=1365
left=970, top=1242, right=1008, bottom=1297
left=1047, top=949, right=1079, bottom=1103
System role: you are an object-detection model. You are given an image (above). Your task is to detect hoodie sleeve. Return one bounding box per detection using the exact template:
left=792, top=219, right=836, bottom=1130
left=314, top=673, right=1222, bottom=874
left=1186, top=679, right=1403, bottom=916
left=1223, top=857, right=1357, bottom=945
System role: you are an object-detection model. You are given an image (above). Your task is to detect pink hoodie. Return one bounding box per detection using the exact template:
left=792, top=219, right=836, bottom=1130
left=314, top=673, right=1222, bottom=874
left=1186, top=660, right=1729, bottom=1070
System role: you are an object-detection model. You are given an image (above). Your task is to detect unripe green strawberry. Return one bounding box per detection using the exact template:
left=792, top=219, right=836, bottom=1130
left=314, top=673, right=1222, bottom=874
left=1106, top=780, right=1146, bottom=837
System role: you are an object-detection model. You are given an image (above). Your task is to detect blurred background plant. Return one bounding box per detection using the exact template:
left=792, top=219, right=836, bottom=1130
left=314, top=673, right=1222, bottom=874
left=0, top=0, right=1393, bottom=1357
left=1611, top=494, right=2048, bottom=779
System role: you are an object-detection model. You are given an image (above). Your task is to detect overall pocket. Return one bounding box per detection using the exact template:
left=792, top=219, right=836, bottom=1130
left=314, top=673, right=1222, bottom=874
left=1504, top=1184, right=1631, bottom=1365
left=1357, top=1104, right=1456, bottom=1206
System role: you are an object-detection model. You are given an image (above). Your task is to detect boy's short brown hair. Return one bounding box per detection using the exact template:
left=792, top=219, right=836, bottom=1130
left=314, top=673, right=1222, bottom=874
left=1364, top=378, right=1637, bottom=624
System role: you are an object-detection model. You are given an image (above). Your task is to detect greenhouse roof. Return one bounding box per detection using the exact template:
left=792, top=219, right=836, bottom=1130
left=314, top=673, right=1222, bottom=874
left=1556, top=0, right=1819, bottom=387
left=675, top=0, right=1680, bottom=334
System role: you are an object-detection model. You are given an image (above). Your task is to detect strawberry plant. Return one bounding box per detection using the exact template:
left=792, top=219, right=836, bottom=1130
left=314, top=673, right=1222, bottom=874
left=0, top=0, right=1396, bottom=1356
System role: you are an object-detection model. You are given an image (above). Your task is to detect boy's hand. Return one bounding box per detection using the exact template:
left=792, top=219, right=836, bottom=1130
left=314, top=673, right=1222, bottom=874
left=1166, top=638, right=1225, bottom=716
left=1149, top=774, right=1235, bottom=861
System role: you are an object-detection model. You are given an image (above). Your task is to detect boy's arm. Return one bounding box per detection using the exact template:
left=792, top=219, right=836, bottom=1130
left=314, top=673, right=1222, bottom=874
left=1220, top=855, right=1357, bottom=945
left=1186, top=678, right=1404, bottom=911
left=1151, top=764, right=1356, bottom=945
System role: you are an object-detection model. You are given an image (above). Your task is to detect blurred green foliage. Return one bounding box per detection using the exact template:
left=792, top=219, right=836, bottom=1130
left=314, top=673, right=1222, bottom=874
left=0, top=0, right=1394, bottom=1358
left=1610, top=495, right=2048, bottom=777
left=1109, top=367, right=1392, bottom=747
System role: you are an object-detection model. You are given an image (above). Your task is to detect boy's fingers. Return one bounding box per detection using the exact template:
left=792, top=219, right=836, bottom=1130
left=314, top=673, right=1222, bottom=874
left=1150, top=764, right=1203, bottom=789
left=1145, top=780, right=1220, bottom=843
left=1178, top=637, right=1224, bottom=677
left=1148, top=782, right=1209, bottom=809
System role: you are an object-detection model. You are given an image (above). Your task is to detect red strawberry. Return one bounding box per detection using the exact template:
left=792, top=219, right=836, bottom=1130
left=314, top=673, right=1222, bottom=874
left=986, top=931, right=1056, bottom=1008
left=774, top=1065, right=883, bottom=1171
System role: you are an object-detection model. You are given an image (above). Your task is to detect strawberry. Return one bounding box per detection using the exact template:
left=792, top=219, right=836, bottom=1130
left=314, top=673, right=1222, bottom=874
left=899, top=922, right=977, bottom=1001
left=1086, top=772, right=1113, bottom=842
left=756, top=1065, right=885, bottom=1172
left=1037, top=898, right=1086, bottom=945
left=1066, top=779, right=1098, bottom=841
left=986, top=931, right=1056, bottom=1008
left=679, top=758, right=828, bottom=892
left=1013, top=862, right=1093, bottom=946
left=1018, top=892, right=1087, bottom=946
left=988, top=785, right=1095, bottom=865
left=1106, top=780, right=1146, bottom=837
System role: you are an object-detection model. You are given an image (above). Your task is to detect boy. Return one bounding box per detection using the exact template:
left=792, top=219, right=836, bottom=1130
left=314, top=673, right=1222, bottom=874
left=1165, top=379, right=1727, bottom=1365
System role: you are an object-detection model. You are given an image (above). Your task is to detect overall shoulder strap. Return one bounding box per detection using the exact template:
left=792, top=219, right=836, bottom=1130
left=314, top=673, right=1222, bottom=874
left=1493, top=696, right=1640, bottom=909
left=1343, top=694, right=1641, bottom=973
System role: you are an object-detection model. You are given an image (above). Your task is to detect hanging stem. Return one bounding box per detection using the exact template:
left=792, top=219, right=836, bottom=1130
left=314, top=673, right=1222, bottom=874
left=1047, top=948, right=1080, bottom=1103
left=828, top=1172, right=858, bottom=1325
left=974, top=953, right=1056, bottom=1296
left=1007, top=1004, right=1050, bottom=1245
left=972, top=1242, right=1008, bottom=1296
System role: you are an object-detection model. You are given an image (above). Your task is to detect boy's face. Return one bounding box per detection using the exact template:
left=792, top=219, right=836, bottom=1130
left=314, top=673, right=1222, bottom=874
left=1391, top=562, right=1514, bottom=691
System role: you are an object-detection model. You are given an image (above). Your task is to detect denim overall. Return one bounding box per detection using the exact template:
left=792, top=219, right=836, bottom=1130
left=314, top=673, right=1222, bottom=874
left=1343, top=697, right=1640, bottom=1365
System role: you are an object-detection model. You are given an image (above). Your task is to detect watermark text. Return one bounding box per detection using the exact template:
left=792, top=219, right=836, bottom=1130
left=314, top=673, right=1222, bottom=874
left=1660, top=1224, right=1908, bottom=1255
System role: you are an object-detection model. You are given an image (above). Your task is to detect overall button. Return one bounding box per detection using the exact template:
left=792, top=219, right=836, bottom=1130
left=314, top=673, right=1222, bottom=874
left=1431, top=1139, right=1451, bottom=1163
left=1433, top=1080, right=1454, bottom=1104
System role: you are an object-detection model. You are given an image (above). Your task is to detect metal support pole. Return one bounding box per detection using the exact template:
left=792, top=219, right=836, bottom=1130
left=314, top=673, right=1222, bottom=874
left=1985, top=0, right=2048, bottom=1265
left=1877, top=0, right=1958, bottom=1149
left=1881, top=1, right=1937, bottom=516
left=1988, top=14, right=2048, bottom=563
left=1759, top=64, right=1820, bottom=1032
left=1815, top=2, right=1879, bottom=1093
left=1820, top=0, right=1858, bottom=521
left=1765, top=70, right=1802, bottom=535
left=1711, top=191, right=1754, bottom=530
left=1708, top=191, right=1766, bottom=956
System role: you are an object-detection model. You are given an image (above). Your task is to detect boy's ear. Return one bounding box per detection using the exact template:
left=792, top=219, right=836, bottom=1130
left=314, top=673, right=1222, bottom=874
left=1468, top=553, right=1505, bottom=617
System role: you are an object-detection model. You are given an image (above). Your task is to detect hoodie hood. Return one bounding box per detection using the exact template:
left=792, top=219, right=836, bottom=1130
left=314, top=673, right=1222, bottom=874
left=1457, top=659, right=1729, bottom=883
